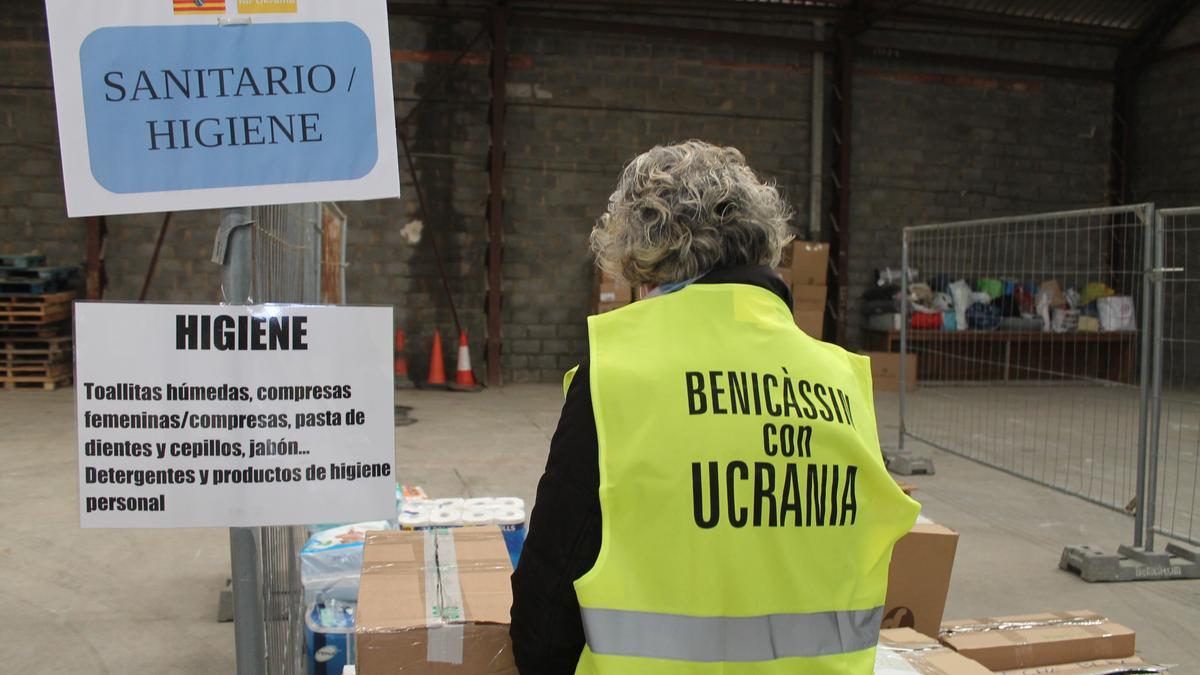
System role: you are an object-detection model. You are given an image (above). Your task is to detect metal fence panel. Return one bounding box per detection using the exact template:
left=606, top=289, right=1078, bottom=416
left=899, top=205, right=1153, bottom=518
left=218, top=203, right=336, bottom=675
left=1149, top=208, right=1200, bottom=548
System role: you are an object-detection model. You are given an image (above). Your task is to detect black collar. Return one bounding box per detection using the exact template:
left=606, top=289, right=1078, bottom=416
left=694, top=265, right=794, bottom=311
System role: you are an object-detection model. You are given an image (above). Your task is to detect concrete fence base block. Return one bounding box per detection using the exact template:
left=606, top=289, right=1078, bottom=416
left=1059, top=543, right=1200, bottom=582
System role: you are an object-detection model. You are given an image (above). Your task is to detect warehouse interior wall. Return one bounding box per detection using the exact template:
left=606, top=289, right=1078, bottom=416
left=1132, top=6, right=1200, bottom=386
left=2, top=5, right=1193, bottom=382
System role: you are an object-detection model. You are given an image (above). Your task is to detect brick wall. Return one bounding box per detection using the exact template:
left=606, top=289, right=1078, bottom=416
left=0, top=6, right=1131, bottom=381
left=847, top=30, right=1115, bottom=345
left=1133, top=7, right=1200, bottom=386
left=1134, top=8, right=1200, bottom=207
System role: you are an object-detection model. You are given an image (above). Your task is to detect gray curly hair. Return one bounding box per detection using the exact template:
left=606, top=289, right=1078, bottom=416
left=591, top=140, right=793, bottom=286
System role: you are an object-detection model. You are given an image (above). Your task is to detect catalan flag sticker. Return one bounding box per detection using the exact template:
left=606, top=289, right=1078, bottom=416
left=173, top=0, right=226, bottom=14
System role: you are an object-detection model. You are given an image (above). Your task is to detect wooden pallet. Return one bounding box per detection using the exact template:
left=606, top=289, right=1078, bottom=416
left=0, top=335, right=72, bottom=362
left=0, top=319, right=71, bottom=336
left=0, top=266, right=78, bottom=281
left=0, top=361, right=71, bottom=378
left=0, top=277, right=68, bottom=294
left=0, top=291, right=74, bottom=325
left=0, top=253, right=46, bottom=269
left=0, top=319, right=72, bottom=338
left=0, top=373, right=72, bottom=391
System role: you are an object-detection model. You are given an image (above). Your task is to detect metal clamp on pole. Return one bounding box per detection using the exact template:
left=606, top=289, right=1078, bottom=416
left=213, top=207, right=255, bottom=304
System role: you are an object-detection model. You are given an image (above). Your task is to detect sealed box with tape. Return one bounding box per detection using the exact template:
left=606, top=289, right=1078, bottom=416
left=876, top=628, right=991, bottom=674
left=355, top=527, right=516, bottom=674
left=995, top=656, right=1167, bottom=674
left=939, top=611, right=1136, bottom=672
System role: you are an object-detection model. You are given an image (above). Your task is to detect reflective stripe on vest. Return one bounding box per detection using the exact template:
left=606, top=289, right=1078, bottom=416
left=581, top=606, right=884, bottom=662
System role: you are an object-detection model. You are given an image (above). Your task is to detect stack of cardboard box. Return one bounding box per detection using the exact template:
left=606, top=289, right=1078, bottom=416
left=779, top=241, right=829, bottom=338
left=592, top=269, right=634, bottom=314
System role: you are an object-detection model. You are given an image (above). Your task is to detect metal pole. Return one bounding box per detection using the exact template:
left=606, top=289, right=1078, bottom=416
left=84, top=216, right=106, bottom=300
left=230, top=527, right=267, bottom=675
left=139, top=211, right=174, bottom=302
left=215, top=208, right=254, bottom=304
left=1145, top=209, right=1166, bottom=550
left=899, top=229, right=909, bottom=452
left=397, top=129, right=463, bottom=335
left=831, top=34, right=854, bottom=344
left=807, top=19, right=824, bottom=241
left=215, top=207, right=266, bottom=674
left=1134, top=205, right=1155, bottom=548
left=486, top=4, right=509, bottom=387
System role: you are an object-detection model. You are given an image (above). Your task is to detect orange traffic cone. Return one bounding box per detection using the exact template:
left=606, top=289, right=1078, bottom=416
left=424, top=329, right=447, bottom=389
left=449, top=330, right=481, bottom=391
left=394, top=327, right=414, bottom=389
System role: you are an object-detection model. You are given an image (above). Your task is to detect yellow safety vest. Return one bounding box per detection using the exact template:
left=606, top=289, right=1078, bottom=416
left=573, top=282, right=919, bottom=674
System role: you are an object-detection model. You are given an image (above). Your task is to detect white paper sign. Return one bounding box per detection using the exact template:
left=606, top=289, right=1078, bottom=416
left=45, top=0, right=400, bottom=217
left=74, top=303, right=395, bottom=528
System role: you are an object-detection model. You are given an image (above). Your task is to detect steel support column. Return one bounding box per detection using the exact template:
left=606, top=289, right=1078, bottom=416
left=139, top=211, right=174, bottom=302
left=485, top=4, right=508, bottom=387
left=84, top=216, right=106, bottom=300
left=827, top=35, right=854, bottom=345
left=1108, top=67, right=1135, bottom=206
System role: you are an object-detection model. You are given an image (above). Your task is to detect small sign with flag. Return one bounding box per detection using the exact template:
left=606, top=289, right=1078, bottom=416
left=173, top=0, right=225, bottom=14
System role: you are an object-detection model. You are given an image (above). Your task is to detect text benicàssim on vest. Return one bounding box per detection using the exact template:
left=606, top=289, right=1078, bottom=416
left=684, top=369, right=855, bottom=427
left=684, top=369, right=860, bottom=529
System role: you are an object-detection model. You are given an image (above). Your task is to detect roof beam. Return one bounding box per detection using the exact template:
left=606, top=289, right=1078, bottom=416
left=513, top=14, right=833, bottom=52
left=894, top=5, right=1134, bottom=40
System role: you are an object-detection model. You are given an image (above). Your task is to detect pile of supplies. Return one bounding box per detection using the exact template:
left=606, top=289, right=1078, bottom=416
left=863, top=268, right=1138, bottom=334
left=300, top=485, right=526, bottom=675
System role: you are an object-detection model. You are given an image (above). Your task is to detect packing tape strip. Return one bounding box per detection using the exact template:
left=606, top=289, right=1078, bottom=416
left=941, top=614, right=1105, bottom=638
left=426, top=528, right=465, bottom=664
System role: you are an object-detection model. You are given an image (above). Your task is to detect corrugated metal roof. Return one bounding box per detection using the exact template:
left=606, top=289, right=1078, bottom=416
left=916, top=0, right=1165, bottom=32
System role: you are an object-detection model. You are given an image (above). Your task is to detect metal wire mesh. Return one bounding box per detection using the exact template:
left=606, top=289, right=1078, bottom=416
left=1148, top=208, right=1200, bottom=547
left=218, top=203, right=343, bottom=675
left=898, top=205, right=1153, bottom=516
left=252, top=204, right=322, bottom=675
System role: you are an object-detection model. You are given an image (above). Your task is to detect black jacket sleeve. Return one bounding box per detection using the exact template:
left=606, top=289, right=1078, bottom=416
left=510, top=361, right=601, bottom=675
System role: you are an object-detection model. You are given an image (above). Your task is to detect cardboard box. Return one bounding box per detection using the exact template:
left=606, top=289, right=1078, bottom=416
left=995, top=656, right=1163, bottom=674
left=792, top=283, right=827, bottom=338
left=776, top=266, right=793, bottom=286
left=356, top=528, right=517, bottom=674
left=939, top=611, right=1136, bottom=672
left=863, top=351, right=918, bottom=393
left=593, top=269, right=632, bottom=313
left=792, top=283, right=827, bottom=311
left=793, top=307, right=824, bottom=338
left=884, top=517, right=958, bottom=638
left=790, top=241, right=830, bottom=286
left=876, top=628, right=991, bottom=674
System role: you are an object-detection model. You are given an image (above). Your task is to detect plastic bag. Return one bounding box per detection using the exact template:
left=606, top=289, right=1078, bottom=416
left=1081, top=281, right=1117, bottom=307
left=977, top=278, right=1004, bottom=299
left=966, top=302, right=1001, bottom=330
left=948, top=280, right=972, bottom=332
left=301, top=521, right=392, bottom=604
left=1097, top=296, right=1137, bottom=331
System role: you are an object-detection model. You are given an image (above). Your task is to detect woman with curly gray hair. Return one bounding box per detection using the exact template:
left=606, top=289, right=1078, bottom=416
left=591, top=140, right=793, bottom=289
left=511, top=141, right=918, bottom=675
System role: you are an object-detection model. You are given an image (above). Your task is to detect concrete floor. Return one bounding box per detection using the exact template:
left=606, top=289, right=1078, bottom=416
left=3, top=385, right=1198, bottom=673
